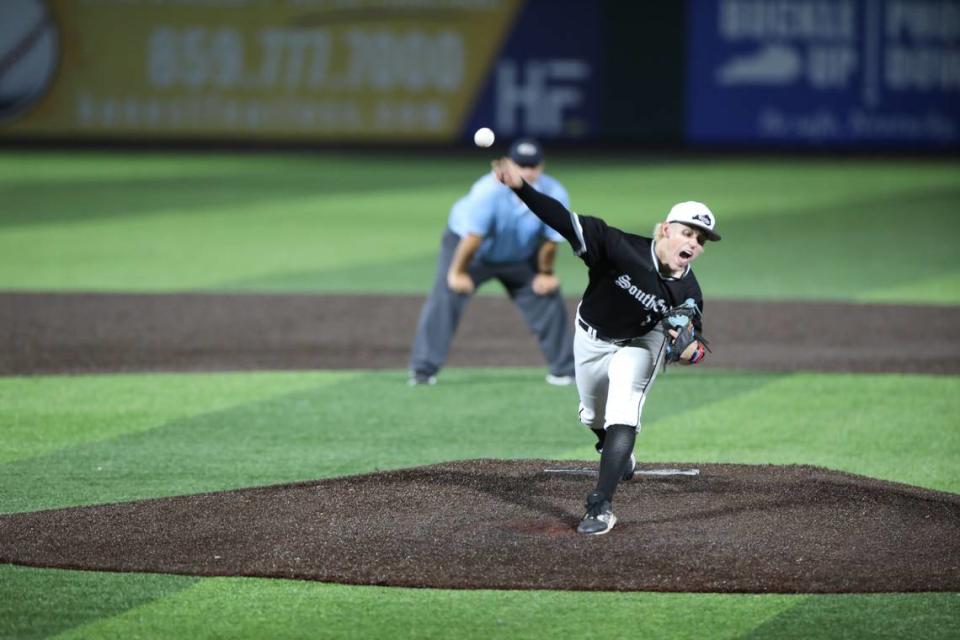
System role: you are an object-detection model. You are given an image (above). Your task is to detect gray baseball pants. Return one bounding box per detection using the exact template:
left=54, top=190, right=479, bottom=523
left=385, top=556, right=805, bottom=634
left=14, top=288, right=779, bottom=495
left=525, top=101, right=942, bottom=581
left=573, top=316, right=668, bottom=432
left=408, top=229, right=575, bottom=379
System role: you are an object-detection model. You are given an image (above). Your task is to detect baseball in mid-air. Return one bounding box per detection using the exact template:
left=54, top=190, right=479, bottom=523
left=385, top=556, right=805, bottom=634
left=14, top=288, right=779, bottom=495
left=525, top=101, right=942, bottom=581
left=473, top=127, right=495, bottom=148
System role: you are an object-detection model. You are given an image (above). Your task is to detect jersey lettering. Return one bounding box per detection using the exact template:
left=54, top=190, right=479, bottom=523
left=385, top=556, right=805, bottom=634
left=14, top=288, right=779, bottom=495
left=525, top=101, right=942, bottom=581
left=614, top=274, right=670, bottom=315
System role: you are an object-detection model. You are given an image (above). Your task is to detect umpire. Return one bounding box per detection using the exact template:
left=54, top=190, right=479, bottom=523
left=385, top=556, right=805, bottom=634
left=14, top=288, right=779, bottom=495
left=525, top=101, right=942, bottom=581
left=408, top=138, right=576, bottom=386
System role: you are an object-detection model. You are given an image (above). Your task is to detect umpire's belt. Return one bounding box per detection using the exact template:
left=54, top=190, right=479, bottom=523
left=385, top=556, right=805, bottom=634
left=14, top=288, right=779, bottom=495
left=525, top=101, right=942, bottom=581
left=577, top=317, right=636, bottom=347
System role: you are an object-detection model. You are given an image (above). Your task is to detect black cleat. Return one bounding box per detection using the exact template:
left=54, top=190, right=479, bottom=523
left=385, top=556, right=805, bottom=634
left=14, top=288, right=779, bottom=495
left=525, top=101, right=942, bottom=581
left=577, top=491, right=617, bottom=535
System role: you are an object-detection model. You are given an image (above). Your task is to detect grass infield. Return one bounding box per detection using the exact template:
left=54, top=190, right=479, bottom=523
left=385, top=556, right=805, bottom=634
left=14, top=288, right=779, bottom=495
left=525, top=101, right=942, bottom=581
left=0, top=152, right=958, bottom=303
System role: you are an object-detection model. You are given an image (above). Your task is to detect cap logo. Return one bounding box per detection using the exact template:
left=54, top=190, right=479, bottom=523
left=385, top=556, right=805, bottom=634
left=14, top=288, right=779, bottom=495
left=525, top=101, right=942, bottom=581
left=691, top=213, right=713, bottom=227
left=515, top=142, right=538, bottom=157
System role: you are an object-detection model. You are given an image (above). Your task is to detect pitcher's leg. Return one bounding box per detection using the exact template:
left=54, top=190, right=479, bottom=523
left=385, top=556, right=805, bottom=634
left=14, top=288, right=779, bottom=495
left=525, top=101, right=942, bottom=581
left=594, top=337, right=665, bottom=488
left=572, top=324, right=616, bottom=456
left=595, top=424, right=636, bottom=499
left=603, top=340, right=664, bottom=430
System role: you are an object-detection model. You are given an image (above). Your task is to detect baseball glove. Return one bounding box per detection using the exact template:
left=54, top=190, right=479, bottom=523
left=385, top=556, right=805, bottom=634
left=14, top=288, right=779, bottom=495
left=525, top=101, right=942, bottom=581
left=661, top=299, right=710, bottom=363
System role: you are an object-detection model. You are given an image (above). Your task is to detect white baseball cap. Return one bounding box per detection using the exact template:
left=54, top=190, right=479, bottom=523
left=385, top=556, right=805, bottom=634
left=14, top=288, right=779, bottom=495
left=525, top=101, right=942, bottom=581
left=666, top=201, right=721, bottom=241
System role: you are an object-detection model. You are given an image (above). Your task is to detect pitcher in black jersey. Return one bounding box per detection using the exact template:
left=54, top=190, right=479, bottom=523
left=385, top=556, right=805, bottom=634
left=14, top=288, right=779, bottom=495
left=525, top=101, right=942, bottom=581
left=492, top=157, right=722, bottom=535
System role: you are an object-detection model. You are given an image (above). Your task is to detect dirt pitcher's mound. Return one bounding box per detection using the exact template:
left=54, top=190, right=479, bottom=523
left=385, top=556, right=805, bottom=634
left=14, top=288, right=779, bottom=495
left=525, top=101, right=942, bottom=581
left=1, top=460, right=958, bottom=593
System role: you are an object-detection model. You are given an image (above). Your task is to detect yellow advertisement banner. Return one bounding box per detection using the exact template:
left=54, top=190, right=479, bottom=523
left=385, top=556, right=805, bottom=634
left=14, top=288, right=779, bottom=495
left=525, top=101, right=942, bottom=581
left=0, top=0, right=522, bottom=141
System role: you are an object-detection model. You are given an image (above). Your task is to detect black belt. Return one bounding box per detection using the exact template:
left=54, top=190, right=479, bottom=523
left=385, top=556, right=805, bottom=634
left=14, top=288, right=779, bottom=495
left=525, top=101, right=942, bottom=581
left=577, top=318, right=636, bottom=347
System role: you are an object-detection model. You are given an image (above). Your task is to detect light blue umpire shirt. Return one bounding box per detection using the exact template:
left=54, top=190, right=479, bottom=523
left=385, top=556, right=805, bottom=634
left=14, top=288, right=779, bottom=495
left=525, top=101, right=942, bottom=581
left=447, top=172, right=570, bottom=263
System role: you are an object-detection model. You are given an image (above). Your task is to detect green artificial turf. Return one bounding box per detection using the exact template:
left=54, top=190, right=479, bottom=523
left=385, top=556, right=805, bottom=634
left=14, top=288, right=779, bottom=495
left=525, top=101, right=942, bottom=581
left=2, top=149, right=958, bottom=637
left=3, top=564, right=958, bottom=640
left=1, top=368, right=958, bottom=638
left=2, top=369, right=957, bottom=512
left=1, top=152, right=957, bottom=303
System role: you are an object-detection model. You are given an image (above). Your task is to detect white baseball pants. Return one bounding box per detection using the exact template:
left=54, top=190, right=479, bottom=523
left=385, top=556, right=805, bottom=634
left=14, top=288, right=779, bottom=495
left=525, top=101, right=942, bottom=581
left=573, top=315, right=668, bottom=432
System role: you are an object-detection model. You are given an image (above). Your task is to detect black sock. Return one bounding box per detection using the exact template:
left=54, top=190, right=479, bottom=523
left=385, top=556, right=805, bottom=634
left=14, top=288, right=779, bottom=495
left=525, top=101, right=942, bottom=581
left=595, top=424, right=636, bottom=501
left=591, top=428, right=606, bottom=452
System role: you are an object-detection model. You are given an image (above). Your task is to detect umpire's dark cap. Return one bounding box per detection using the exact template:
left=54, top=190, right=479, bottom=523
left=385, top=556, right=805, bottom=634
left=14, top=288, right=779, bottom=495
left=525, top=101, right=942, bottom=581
left=509, top=138, right=544, bottom=167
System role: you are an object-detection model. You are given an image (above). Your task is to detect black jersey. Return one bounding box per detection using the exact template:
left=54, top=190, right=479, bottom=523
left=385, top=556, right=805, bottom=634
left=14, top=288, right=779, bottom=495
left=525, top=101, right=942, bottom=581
left=513, top=181, right=704, bottom=340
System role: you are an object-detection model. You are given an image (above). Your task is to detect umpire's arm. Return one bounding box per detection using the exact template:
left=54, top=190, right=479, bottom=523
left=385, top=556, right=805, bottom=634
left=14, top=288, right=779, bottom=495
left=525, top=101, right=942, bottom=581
left=447, top=233, right=482, bottom=294
left=532, top=241, right=560, bottom=295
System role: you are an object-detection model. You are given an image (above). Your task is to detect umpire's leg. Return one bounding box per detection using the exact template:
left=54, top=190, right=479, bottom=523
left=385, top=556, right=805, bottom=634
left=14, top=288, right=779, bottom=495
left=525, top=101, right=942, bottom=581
left=408, top=229, right=471, bottom=378
left=505, top=266, right=575, bottom=378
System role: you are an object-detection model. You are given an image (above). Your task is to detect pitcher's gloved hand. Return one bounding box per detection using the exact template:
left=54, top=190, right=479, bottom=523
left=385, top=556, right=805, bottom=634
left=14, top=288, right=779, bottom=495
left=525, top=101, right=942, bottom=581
left=661, top=299, right=710, bottom=364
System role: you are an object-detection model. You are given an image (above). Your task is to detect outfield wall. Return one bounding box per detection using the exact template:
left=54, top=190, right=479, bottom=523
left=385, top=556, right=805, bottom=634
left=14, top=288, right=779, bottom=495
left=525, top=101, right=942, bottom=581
left=0, top=0, right=955, bottom=148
